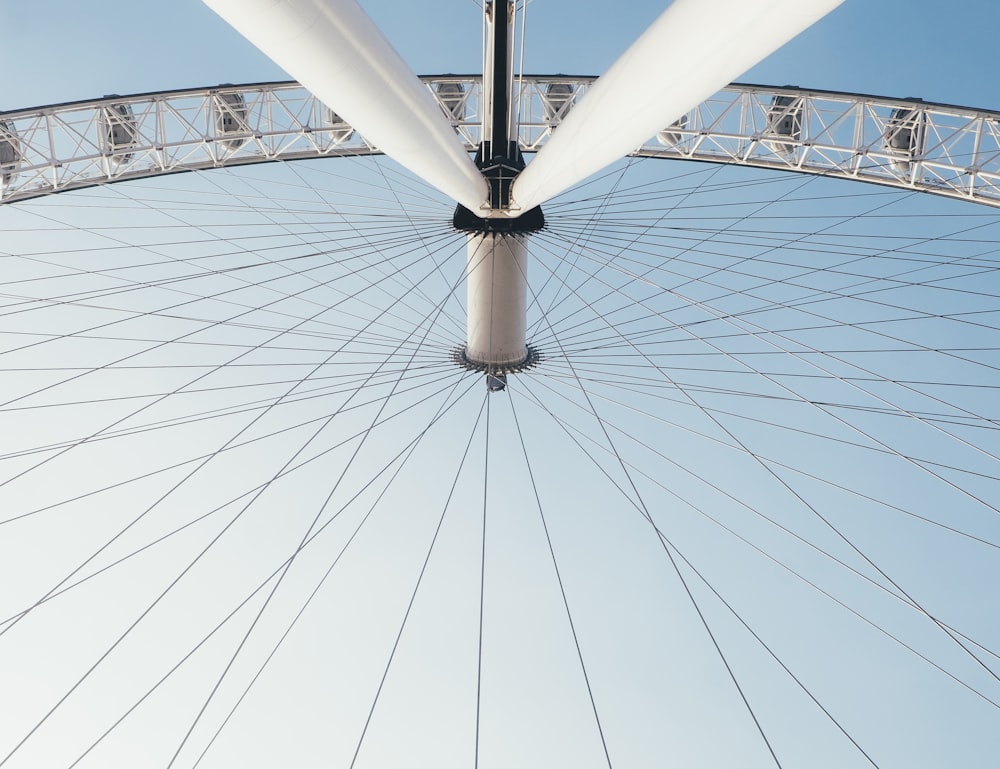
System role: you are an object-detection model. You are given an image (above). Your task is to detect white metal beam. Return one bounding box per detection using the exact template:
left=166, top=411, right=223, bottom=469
left=5, top=80, right=1000, bottom=210
left=509, top=0, right=845, bottom=213
left=200, top=0, right=489, bottom=212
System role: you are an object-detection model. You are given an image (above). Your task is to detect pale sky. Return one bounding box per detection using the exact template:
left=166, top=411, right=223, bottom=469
left=1, top=2, right=999, bottom=768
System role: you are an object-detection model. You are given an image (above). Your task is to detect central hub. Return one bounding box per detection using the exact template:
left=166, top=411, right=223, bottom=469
left=453, top=202, right=545, bottom=234
left=452, top=344, right=542, bottom=375
left=453, top=144, right=545, bottom=234
left=454, top=0, right=543, bottom=389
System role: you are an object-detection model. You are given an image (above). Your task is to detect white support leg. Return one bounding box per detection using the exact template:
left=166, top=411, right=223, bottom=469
left=201, top=0, right=489, bottom=213
left=510, top=0, right=844, bottom=213
left=465, top=233, right=528, bottom=369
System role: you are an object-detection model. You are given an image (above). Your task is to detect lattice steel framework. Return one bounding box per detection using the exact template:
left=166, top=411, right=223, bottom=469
left=3, top=77, right=1000, bottom=207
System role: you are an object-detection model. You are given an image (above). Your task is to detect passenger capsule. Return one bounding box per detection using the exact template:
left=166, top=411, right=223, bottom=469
left=543, top=82, right=575, bottom=126
left=884, top=106, right=924, bottom=174
left=434, top=81, right=466, bottom=123
left=0, top=120, right=21, bottom=191
left=657, top=113, right=689, bottom=149
left=765, top=94, right=802, bottom=159
left=215, top=91, right=249, bottom=151
left=325, top=108, right=354, bottom=145
left=99, top=101, right=138, bottom=166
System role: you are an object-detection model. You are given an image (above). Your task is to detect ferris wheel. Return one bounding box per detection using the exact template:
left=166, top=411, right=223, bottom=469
left=0, top=1, right=998, bottom=768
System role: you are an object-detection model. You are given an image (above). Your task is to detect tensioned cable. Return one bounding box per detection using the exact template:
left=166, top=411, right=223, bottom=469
left=186, top=375, right=481, bottom=768
left=0, top=222, right=463, bottom=358
left=523, top=237, right=1000, bottom=685
left=0, top=364, right=453, bottom=643
left=541, top=163, right=813, bottom=215
left=357, top=156, right=468, bottom=337
left=347, top=391, right=488, bottom=769
left=532, top=352, right=1000, bottom=459
left=162, top=218, right=479, bottom=768
left=531, top=257, right=1000, bottom=525
left=2, top=198, right=462, bottom=350
left=527, top=363, right=1000, bottom=546
left=0, top=208, right=476, bottom=765
left=507, top=391, right=614, bottom=769
left=532, top=222, right=1000, bottom=552
left=540, top=327, right=1000, bottom=416
left=0, top=225, right=461, bottom=363
left=474, top=390, right=490, bottom=769
left=517, top=370, right=886, bottom=761
left=528, top=173, right=915, bottom=349
left=528, top=156, right=706, bottom=339
left=524, top=230, right=1000, bottom=686
left=63, top=372, right=478, bottom=768
left=6, top=188, right=450, bottom=278
left=0, top=358, right=453, bottom=430
left=513, top=372, right=1000, bottom=707
left=523, top=228, right=1000, bottom=484
left=552, top=225, right=1000, bottom=301
left=0, top=223, right=467, bottom=491
left=515, top=367, right=996, bottom=759
left=0, top=242, right=461, bottom=504
left=520, top=293, right=787, bottom=767
left=283, top=150, right=457, bottom=211
left=545, top=198, right=1000, bottom=340
left=532, top=172, right=984, bottom=536
left=0, top=224, right=469, bottom=639
left=0, top=224, right=431, bottom=289
left=0, top=327, right=453, bottom=371
left=664, top=535, right=883, bottom=764
left=542, top=166, right=1000, bottom=274
left=522, top=236, right=793, bottom=758
left=205, top=161, right=468, bottom=340
left=549, top=229, right=1000, bottom=343
left=0, top=370, right=474, bottom=629
left=521, top=364, right=1000, bottom=661
left=0, top=362, right=458, bottom=463
left=0, top=362, right=460, bottom=536
left=529, top=228, right=1000, bottom=497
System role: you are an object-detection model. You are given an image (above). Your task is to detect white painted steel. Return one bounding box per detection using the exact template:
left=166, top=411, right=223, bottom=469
left=509, top=0, right=845, bottom=213
left=201, top=0, right=489, bottom=212
left=7, top=81, right=1000, bottom=209
left=465, top=234, right=528, bottom=368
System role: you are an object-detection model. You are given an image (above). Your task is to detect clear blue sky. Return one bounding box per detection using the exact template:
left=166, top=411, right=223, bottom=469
left=1, top=2, right=999, bottom=769
left=3, top=0, right=1000, bottom=110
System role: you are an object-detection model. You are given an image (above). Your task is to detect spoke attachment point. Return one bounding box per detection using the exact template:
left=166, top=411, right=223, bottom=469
left=452, top=344, right=542, bottom=388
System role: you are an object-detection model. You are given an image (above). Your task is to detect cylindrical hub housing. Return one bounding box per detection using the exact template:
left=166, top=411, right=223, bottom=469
left=465, top=233, right=528, bottom=368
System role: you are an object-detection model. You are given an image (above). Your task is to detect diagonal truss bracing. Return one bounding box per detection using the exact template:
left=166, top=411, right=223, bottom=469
left=3, top=78, right=1000, bottom=207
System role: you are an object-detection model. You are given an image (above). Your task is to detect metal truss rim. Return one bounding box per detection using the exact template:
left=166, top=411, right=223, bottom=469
left=4, top=78, right=1000, bottom=210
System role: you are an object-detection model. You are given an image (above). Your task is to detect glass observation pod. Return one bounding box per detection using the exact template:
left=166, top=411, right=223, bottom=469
left=543, top=81, right=576, bottom=126
left=325, top=108, right=354, bottom=145
left=764, top=93, right=803, bottom=159
left=433, top=81, right=467, bottom=123
left=884, top=105, right=925, bottom=174
left=214, top=90, right=250, bottom=152
left=0, top=120, right=20, bottom=193
left=98, top=101, right=139, bottom=167
left=657, top=113, right=689, bottom=148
